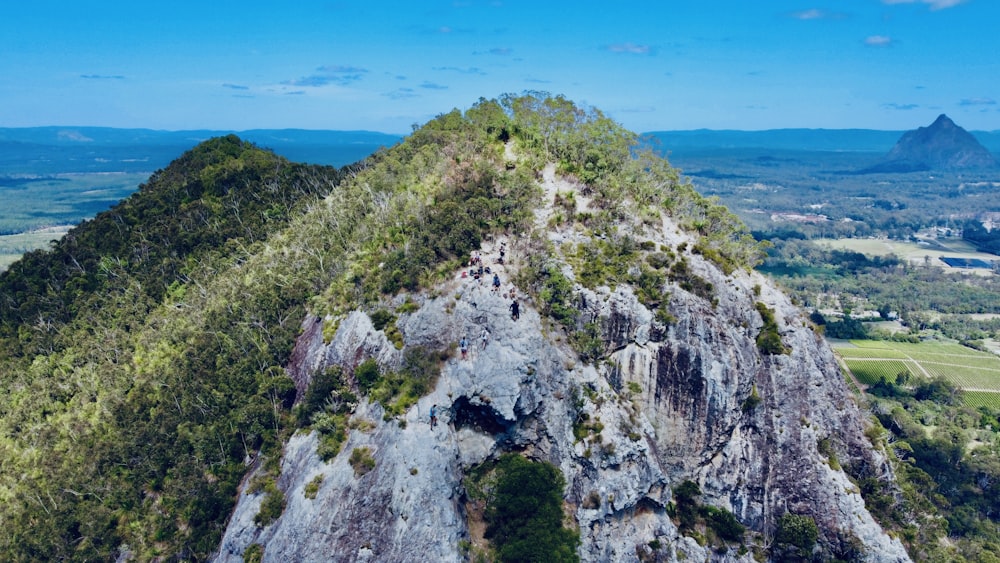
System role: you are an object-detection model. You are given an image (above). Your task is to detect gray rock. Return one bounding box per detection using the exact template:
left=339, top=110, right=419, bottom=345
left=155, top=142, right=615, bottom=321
left=215, top=217, right=909, bottom=563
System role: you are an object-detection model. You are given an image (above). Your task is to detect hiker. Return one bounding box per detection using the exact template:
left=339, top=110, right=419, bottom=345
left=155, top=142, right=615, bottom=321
left=492, top=273, right=501, bottom=292
left=498, top=242, right=506, bottom=264
left=510, top=299, right=520, bottom=321
left=460, top=336, right=468, bottom=360
left=480, top=327, right=490, bottom=349
left=429, top=404, right=438, bottom=428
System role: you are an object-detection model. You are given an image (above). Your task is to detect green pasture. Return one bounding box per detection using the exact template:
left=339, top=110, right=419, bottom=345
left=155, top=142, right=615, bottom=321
left=836, top=339, right=1000, bottom=407
left=815, top=237, right=997, bottom=269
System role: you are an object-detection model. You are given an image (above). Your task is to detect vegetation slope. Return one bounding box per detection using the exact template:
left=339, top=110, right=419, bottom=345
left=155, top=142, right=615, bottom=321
left=0, top=93, right=803, bottom=561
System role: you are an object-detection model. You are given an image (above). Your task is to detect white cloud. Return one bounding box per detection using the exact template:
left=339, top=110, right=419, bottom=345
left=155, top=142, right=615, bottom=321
left=789, top=9, right=848, bottom=20
left=793, top=8, right=824, bottom=19
left=607, top=42, right=653, bottom=55
left=882, top=0, right=965, bottom=10
left=864, top=35, right=894, bottom=47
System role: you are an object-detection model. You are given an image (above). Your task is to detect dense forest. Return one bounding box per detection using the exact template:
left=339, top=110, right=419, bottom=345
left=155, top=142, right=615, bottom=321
left=0, top=136, right=354, bottom=559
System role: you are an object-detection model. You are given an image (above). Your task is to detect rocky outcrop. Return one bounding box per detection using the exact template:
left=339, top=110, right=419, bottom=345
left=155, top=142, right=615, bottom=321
left=862, top=114, right=997, bottom=172
left=214, top=172, right=910, bottom=562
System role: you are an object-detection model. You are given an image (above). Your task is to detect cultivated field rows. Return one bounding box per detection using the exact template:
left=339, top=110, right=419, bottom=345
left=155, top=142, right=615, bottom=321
left=834, top=339, right=1000, bottom=409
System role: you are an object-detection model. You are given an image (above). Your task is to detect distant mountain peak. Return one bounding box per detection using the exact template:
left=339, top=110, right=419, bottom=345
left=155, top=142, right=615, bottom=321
left=862, top=114, right=997, bottom=172
left=931, top=113, right=955, bottom=127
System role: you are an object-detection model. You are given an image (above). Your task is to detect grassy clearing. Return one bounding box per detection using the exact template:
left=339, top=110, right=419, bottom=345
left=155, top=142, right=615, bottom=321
left=837, top=340, right=1000, bottom=405
left=0, top=228, right=69, bottom=250
left=0, top=227, right=72, bottom=271
left=815, top=237, right=997, bottom=270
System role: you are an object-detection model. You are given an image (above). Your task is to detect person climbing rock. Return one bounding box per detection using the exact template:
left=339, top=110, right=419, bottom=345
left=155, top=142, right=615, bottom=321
left=492, top=273, right=501, bottom=292
left=460, top=336, right=468, bottom=360
left=480, top=327, right=490, bottom=349
left=429, top=404, right=437, bottom=428
left=510, top=299, right=520, bottom=321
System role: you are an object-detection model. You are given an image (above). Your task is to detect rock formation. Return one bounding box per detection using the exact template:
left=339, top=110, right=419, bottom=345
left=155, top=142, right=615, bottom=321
left=863, top=114, right=997, bottom=172
left=215, top=158, right=910, bottom=562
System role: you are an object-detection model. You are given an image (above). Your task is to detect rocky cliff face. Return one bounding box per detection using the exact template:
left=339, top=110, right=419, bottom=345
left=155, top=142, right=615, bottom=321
left=214, top=162, right=909, bottom=562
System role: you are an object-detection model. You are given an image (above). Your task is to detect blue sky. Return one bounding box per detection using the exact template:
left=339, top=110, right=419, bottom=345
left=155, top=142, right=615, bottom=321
left=2, top=0, right=998, bottom=134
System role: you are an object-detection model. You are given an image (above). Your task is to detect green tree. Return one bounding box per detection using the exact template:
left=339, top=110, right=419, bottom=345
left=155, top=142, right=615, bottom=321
left=485, top=454, right=580, bottom=562
left=775, top=512, right=819, bottom=560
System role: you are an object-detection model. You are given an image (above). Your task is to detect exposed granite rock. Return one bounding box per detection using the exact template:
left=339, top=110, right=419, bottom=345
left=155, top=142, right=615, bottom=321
left=215, top=190, right=909, bottom=563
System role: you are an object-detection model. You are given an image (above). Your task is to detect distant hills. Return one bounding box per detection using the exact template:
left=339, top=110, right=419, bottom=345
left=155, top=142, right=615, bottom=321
left=860, top=114, right=998, bottom=173
left=645, top=123, right=1000, bottom=155
left=0, top=127, right=403, bottom=175
left=3, top=122, right=999, bottom=176
left=645, top=128, right=904, bottom=152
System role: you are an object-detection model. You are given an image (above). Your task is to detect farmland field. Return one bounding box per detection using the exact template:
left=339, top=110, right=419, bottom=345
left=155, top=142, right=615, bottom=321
left=815, top=237, right=998, bottom=272
left=0, top=172, right=149, bottom=235
left=833, top=339, right=1000, bottom=408
left=841, top=359, right=916, bottom=385
left=964, top=390, right=1000, bottom=410
left=0, top=226, right=71, bottom=272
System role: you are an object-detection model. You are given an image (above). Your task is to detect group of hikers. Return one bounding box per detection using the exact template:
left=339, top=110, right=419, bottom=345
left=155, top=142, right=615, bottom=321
left=459, top=242, right=522, bottom=357
left=437, top=242, right=522, bottom=429
left=459, top=327, right=490, bottom=360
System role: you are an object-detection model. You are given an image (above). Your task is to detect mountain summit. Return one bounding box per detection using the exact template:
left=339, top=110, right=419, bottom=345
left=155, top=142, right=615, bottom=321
left=864, top=114, right=997, bottom=172
left=0, top=95, right=912, bottom=562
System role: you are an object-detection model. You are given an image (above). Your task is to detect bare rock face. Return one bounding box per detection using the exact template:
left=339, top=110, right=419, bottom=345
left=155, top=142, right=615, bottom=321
left=214, top=209, right=909, bottom=563
left=603, top=259, right=908, bottom=559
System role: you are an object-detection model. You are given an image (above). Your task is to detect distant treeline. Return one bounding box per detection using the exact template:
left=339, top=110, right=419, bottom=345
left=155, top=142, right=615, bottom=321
left=644, top=128, right=1000, bottom=154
